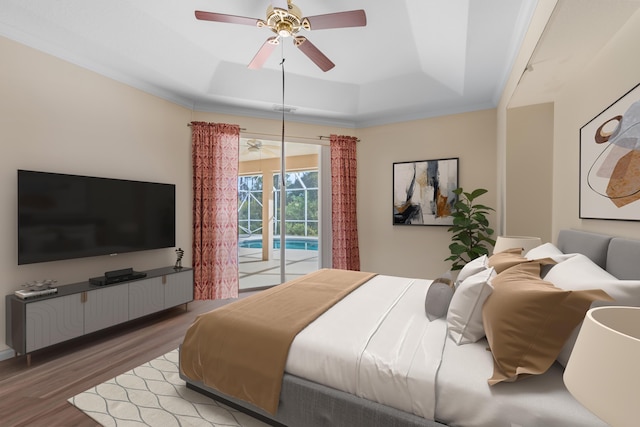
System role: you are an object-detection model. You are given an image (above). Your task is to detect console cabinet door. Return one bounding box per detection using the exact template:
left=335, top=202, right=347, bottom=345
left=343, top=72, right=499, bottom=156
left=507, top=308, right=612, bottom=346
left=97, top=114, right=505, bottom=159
left=164, top=270, right=194, bottom=308
left=26, top=294, right=84, bottom=353
left=84, top=285, right=129, bottom=334
left=129, top=277, right=164, bottom=320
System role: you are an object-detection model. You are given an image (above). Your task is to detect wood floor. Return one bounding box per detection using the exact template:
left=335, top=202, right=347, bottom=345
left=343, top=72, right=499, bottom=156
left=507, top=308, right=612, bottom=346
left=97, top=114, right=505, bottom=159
left=0, top=298, right=243, bottom=426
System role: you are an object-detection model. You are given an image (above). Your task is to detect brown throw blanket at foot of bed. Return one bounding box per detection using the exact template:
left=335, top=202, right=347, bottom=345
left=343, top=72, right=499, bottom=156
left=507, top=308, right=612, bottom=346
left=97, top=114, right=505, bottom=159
left=180, top=268, right=377, bottom=415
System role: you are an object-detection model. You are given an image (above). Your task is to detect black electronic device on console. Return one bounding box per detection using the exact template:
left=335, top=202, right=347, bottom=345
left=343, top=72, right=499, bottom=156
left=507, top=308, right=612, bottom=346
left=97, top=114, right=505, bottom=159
left=89, top=267, right=147, bottom=286
left=105, top=267, right=134, bottom=279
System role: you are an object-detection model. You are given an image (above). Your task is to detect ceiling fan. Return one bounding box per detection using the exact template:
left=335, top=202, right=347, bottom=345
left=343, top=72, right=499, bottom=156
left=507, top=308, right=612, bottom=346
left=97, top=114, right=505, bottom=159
left=195, top=0, right=367, bottom=72
left=244, top=139, right=281, bottom=157
left=247, top=139, right=264, bottom=152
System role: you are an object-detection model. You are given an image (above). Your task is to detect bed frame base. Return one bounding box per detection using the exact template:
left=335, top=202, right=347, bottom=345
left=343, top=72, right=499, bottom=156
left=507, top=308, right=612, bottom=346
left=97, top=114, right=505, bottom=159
left=185, top=382, right=286, bottom=427
left=183, top=372, right=448, bottom=427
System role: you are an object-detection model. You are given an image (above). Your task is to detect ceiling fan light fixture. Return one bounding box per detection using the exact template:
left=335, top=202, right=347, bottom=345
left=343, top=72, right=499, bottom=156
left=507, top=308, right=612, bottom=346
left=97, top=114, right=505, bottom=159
left=277, top=21, right=293, bottom=37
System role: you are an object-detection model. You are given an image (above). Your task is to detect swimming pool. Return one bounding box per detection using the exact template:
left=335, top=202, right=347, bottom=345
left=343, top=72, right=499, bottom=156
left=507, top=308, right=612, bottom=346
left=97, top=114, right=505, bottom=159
left=239, top=237, right=318, bottom=251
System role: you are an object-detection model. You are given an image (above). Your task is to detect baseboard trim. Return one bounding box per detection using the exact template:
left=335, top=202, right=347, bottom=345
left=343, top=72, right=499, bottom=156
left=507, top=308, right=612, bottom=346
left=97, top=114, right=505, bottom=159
left=0, top=348, right=15, bottom=362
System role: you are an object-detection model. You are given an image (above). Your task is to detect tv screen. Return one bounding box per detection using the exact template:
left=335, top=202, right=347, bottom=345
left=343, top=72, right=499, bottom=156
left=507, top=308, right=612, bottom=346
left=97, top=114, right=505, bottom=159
left=18, top=170, right=176, bottom=265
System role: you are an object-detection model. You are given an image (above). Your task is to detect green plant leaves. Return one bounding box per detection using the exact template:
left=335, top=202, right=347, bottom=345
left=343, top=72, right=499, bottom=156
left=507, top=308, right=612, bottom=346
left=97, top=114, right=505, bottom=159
left=446, top=187, right=495, bottom=270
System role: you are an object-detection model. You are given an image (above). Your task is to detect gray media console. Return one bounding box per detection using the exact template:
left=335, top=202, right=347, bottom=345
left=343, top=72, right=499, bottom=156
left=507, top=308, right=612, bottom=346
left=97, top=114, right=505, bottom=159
left=6, top=266, right=193, bottom=365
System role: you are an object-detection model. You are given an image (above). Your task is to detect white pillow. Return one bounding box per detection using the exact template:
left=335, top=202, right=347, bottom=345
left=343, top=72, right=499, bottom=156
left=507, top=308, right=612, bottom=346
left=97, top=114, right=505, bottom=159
left=545, top=253, right=619, bottom=286
left=525, top=243, right=577, bottom=277
left=455, top=255, right=488, bottom=288
left=447, top=267, right=496, bottom=345
left=525, top=242, right=563, bottom=259
left=544, top=253, right=640, bottom=366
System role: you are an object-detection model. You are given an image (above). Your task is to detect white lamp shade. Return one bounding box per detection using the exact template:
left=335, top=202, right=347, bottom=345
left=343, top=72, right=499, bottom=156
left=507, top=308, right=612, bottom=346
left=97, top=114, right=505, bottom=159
left=563, top=306, right=640, bottom=427
left=492, top=235, right=541, bottom=255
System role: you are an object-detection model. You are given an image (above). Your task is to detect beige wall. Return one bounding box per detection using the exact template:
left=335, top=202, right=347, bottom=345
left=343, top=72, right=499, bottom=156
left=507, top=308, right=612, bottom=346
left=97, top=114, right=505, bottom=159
left=0, top=38, right=358, bottom=355
left=0, top=36, right=193, bottom=354
left=4, top=2, right=638, bottom=356
left=357, top=109, right=498, bottom=278
left=1, top=31, right=501, bottom=357
left=505, top=103, right=554, bottom=243
left=552, top=8, right=640, bottom=240
left=230, top=108, right=499, bottom=280
left=496, top=0, right=558, bottom=237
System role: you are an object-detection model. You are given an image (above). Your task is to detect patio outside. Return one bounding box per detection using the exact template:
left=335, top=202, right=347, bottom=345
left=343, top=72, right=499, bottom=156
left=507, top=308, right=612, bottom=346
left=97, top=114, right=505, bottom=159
left=238, top=169, right=319, bottom=290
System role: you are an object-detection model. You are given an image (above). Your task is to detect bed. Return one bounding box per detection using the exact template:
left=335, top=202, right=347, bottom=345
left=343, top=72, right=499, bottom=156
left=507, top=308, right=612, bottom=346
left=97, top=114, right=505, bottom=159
left=179, top=229, right=640, bottom=427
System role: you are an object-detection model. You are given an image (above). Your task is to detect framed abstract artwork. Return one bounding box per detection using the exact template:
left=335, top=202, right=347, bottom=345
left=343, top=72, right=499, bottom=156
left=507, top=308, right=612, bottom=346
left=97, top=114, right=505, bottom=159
left=580, top=83, right=640, bottom=220
left=393, top=157, right=459, bottom=225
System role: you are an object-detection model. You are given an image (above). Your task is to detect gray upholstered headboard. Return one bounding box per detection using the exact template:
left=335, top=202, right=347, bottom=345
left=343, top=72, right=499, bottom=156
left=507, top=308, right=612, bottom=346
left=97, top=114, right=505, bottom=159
left=556, top=229, right=640, bottom=280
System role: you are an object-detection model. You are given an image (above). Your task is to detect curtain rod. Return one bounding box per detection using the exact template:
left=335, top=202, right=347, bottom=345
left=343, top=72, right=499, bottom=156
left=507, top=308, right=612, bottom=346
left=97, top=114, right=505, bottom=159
left=186, top=125, right=360, bottom=142
left=245, top=130, right=330, bottom=142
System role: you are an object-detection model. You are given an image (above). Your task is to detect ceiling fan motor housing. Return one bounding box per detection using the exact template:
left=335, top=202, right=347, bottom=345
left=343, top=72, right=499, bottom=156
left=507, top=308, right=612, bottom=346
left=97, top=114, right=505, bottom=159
left=263, top=3, right=309, bottom=37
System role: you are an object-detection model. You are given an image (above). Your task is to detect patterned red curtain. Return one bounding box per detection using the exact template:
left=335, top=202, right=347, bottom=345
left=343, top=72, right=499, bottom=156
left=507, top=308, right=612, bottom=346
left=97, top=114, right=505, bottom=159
left=330, top=134, right=360, bottom=271
left=191, top=122, right=240, bottom=300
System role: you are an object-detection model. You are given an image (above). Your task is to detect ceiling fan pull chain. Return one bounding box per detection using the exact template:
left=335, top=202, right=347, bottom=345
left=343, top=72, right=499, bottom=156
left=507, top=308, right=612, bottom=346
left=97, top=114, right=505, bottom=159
left=279, top=50, right=287, bottom=280
left=280, top=53, right=286, bottom=189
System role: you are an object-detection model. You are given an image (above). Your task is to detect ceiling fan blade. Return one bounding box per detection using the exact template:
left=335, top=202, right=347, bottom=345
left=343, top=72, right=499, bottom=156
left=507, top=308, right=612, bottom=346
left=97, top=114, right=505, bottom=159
left=293, top=37, right=335, bottom=72
left=195, top=11, right=259, bottom=27
left=248, top=37, right=279, bottom=70
left=305, top=10, right=367, bottom=30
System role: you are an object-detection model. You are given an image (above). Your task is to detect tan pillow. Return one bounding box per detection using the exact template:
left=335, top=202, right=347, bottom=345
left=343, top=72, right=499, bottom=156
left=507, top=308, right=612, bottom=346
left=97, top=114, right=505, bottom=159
left=487, top=248, right=527, bottom=273
left=482, top=261, right=612, bottom=385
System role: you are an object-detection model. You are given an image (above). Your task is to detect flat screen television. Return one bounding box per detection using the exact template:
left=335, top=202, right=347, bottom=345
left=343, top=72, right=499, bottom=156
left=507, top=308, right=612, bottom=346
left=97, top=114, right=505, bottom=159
left=18, top=170, right=176, bottom=265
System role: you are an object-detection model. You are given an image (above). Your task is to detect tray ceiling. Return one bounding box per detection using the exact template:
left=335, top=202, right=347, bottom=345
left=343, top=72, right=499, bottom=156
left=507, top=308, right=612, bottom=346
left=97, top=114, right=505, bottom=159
left=1, top=1, right=639, bottom=127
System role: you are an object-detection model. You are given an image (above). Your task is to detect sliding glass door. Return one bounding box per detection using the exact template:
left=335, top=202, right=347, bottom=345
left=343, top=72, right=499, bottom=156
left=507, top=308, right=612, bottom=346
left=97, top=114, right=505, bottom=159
left=238, top=138, right=322, bottom=290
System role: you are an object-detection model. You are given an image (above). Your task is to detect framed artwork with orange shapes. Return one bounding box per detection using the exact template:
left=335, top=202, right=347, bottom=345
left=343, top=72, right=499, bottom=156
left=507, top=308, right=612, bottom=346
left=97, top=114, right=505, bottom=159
left=393, top=157, right=459, bottom=226
left=580, top=83, right=640, bottom=220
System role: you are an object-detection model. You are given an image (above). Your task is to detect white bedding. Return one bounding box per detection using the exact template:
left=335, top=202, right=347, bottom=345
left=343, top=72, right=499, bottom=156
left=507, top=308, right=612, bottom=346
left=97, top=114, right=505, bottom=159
left=436, top=336, right=607, bottom=427
left=285, top=275, right=447, bottom=420
left=285, top=274, right=608, bottom=427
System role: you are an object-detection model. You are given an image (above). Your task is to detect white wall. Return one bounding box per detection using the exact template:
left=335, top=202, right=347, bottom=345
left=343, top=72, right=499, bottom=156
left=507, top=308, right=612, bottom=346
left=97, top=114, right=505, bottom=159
left=552, top=8, right=640, bottom=240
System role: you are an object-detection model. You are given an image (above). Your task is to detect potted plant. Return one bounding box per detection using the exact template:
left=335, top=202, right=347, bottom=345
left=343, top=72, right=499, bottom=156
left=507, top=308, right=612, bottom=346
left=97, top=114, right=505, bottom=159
left=445, top=188, right=496, bottom=270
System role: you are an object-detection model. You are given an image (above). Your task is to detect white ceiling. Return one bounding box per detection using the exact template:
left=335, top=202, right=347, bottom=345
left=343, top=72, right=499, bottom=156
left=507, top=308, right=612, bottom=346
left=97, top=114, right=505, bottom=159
left=1, top=1, right=639, bottom=128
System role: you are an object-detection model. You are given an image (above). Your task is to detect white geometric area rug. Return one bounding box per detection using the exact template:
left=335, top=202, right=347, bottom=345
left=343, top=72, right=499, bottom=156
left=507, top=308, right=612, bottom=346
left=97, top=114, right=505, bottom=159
left=68, top=349, right=269, bottom=427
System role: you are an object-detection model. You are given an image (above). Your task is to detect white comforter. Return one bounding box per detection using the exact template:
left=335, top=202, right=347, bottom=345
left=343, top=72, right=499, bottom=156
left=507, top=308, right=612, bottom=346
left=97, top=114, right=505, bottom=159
left=286, top=275, right=447, bottom=420
left=285, top=274, right=607, bottom=427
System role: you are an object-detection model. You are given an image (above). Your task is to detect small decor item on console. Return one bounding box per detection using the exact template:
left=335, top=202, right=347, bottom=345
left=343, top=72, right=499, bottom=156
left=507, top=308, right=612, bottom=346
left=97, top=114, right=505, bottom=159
left=15, top=279, right=58, bottom=299
left=175, top=247, right=184, bottom=270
